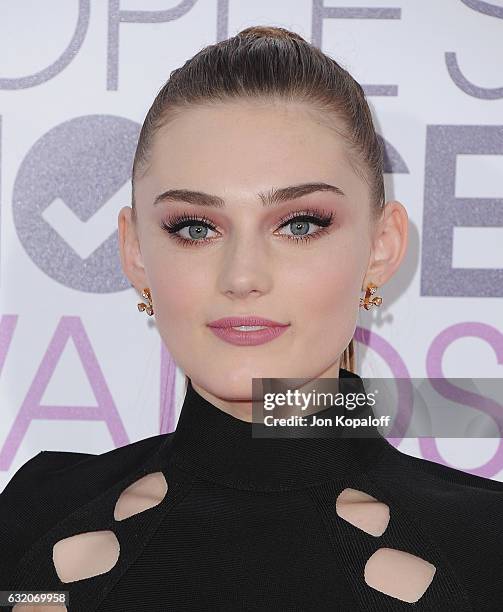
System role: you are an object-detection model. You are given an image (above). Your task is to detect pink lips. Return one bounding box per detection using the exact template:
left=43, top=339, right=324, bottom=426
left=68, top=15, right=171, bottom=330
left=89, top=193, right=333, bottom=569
left=207, top=316, right=290, bottom=346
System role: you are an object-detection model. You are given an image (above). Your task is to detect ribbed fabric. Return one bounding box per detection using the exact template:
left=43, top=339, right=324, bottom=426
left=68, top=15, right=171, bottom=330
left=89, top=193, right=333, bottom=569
left=1, top=368, right=502, bottom=611
left=169, top=370, right=388, bottom=491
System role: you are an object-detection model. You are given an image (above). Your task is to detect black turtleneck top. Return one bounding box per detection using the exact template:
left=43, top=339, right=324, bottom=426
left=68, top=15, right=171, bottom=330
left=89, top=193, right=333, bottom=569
left=1, top=368, right=502, bottom=611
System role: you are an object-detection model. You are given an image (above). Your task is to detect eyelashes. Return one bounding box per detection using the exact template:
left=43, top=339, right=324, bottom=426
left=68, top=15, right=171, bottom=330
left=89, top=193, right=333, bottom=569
left=160, top=207, right=335, bottom=248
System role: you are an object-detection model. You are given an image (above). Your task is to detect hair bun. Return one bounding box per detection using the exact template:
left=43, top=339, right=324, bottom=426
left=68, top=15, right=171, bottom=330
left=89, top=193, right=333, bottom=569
left=237, top=25, right=305, bottom=42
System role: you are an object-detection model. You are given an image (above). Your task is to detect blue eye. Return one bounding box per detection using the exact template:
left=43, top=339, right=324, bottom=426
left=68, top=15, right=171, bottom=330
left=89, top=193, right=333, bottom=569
left=277, top=214, right=333, bottom=242
left=161, top=208, right=335, bottom=247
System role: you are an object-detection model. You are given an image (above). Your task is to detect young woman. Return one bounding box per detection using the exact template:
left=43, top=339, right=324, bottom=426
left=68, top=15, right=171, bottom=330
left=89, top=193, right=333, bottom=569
left=2, top=26, right=502, bottom=612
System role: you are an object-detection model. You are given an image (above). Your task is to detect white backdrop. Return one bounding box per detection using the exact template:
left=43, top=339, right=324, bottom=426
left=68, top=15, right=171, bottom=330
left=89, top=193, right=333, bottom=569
left=1, top=0, right=502, bottom=491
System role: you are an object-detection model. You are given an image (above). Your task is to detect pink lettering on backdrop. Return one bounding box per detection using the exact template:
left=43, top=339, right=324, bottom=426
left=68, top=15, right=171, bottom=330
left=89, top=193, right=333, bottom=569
left=355, top=325, right=412, bottom=446
left=423, top=322, right=503, bottom=478
left=2, top=319, right=501, bottom=477
left=0, top=314, right=16, bottom=381
left=0, top=315, right=129, bottom=471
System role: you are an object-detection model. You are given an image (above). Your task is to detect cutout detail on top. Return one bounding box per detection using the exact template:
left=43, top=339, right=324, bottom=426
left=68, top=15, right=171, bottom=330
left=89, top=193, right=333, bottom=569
left=114, top=471, right=168, bottom=521
left=364, top=547, right=436, bottom=603
left=52, top=530, right=120, bottom=583
left=335, top=487, right=390, bottom=536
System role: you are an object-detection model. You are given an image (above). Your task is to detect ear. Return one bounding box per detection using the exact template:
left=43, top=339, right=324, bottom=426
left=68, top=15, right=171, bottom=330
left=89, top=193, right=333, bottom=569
left=362, top=200, right=409, bottom=290
left=118, top=205, right=149, bottom=293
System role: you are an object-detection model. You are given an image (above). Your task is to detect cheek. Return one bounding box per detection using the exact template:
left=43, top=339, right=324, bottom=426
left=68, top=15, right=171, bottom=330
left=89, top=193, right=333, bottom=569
left=299, top=266, right=358, bottom=345
left=283, top=236, right=363, bottom=359
left=286, top=238, right=361, bottom=318
left=148, top=261, right=208, bottom=374
left=152, top=262, right=208, bottom=324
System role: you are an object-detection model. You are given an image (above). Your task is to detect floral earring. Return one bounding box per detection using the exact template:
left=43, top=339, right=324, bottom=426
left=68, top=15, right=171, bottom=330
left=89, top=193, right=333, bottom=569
left=359, top=283, right=382, bottom=310
left=137, top=288, right=154, bottom=316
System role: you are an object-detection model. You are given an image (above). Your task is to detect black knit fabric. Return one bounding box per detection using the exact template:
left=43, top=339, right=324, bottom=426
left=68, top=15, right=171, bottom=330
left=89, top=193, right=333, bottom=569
left=1, top=368, right=503, bottom=611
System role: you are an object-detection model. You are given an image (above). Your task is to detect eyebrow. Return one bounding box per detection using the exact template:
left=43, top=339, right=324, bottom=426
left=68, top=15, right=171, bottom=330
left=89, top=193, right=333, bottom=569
left=152, top=182, right=345, bottom=208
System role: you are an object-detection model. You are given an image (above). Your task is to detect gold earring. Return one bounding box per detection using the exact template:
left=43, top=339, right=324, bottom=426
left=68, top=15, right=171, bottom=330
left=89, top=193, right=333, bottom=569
left=359, top=282, right=382, bottom=310
left=137, top=287, right=154, bottom=316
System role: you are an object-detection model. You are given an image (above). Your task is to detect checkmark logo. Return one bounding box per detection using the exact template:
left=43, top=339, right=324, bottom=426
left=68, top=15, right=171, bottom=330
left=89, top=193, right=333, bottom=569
left=42, top=182, right=130, bottom=259
left=13, top=114, right=140, bottom=291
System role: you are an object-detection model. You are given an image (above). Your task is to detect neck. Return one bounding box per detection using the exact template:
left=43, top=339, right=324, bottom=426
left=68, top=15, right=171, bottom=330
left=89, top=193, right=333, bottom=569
left=169, top=368, right=391, bottom=491
left=190, top=359, right=343, bottom=423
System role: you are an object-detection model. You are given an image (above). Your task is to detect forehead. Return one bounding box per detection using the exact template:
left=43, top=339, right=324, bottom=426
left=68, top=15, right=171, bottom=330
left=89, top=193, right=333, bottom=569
left=140, top=100, right=368, bottom=205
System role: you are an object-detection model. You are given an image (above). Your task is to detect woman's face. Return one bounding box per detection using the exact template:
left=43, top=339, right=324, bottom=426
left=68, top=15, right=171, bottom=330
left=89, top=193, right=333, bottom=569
left=119, top=100, right=405, bottom=417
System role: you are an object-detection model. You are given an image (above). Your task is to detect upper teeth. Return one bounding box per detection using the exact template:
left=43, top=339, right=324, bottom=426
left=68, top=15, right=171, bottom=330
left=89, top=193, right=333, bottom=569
left=231, top=325, right=268, bottom=331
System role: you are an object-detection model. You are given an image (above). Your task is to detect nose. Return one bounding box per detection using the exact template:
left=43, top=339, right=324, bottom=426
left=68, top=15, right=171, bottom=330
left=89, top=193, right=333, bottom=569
left=217, top=234, right=273, bottom=299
